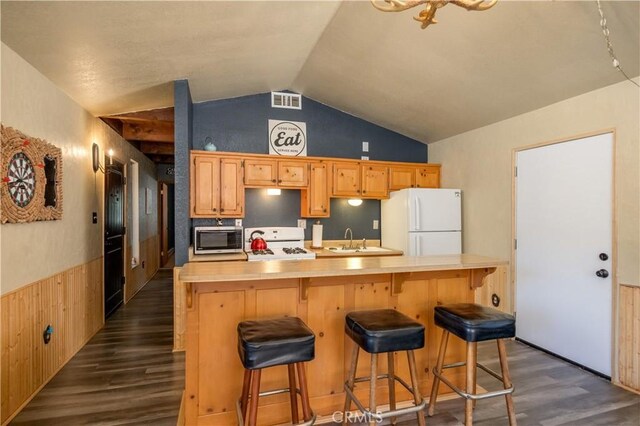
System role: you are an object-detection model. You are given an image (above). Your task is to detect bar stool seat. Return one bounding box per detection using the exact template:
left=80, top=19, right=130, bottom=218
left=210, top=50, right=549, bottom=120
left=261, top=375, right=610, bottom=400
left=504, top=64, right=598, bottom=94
left=428, top=303, right=517, bottom=426
left=237, top=317, right=316, bottom=426
left=343, top=309, right=426, bottom=426
left=238, top=317, right=315, bottom=369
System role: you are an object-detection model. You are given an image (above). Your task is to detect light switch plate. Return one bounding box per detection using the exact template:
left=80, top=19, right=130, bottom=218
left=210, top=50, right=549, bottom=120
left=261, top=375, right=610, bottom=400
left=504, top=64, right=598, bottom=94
left=361, top=155, right=369, bottom=160
left=297, top=219, right=307, bottom=229
left=362, top=141, right=369, bottom=152
left=373, top=220, right=379, bottom=230
left=235, top=219, right=242, bottom=227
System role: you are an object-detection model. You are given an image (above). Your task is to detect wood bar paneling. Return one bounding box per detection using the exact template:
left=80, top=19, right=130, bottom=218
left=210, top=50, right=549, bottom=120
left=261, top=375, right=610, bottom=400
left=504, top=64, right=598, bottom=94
left=475, top=266, right=511, bottom=313
left=125, top=235, right=159, bottom=302
left=0, top=258, right=104, bottom=425
left=184, top=268, right=492, bottom=425
left=618, top=284, right=640, bottom=392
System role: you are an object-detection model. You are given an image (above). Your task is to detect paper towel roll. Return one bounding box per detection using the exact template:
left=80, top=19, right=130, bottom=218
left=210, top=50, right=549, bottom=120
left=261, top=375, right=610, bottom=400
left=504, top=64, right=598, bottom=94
left=312, top=223, right=323, bottom=248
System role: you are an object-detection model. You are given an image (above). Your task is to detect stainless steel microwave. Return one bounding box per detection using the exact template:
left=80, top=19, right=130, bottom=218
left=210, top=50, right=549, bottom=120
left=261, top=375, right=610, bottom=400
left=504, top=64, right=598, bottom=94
left=193, top=226, right=243, bottom=254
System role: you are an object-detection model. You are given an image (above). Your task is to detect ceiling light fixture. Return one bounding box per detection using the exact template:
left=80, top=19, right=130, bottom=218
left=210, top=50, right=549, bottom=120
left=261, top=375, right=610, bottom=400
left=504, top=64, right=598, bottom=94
left=371, top=0, right=498, bottom=29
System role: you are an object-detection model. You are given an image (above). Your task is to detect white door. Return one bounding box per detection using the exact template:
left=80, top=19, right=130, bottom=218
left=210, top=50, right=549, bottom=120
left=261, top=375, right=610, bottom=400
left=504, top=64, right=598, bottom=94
left=408, top=189, right=462, bottom=232
left=515, top=132, right=613, bottom=376
left=408, top=232, right=462, bottom=256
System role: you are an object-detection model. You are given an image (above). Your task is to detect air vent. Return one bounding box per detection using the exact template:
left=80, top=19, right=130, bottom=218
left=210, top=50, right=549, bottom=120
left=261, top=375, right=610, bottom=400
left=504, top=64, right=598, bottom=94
left=271, top=92, right=302, bottom=110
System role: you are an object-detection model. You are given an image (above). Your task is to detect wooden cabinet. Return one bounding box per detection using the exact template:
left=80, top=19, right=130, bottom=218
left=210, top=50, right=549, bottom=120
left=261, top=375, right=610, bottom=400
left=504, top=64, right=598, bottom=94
left=332, top=162, right=361, bottom=197
left=416, top=165, right=440, bottom=188
left=244, top=158, right=277, bottom=186
left=301, top=162, right=330, bottom=217
left=361, top=165, right=388, bottom=198
left=190, top=154, right=244, bottom=218
left=277, top=160, right=308, bottom=187
left=389, top=166, right=416, bottom=190
left=244, top=158, right=308, bottom=187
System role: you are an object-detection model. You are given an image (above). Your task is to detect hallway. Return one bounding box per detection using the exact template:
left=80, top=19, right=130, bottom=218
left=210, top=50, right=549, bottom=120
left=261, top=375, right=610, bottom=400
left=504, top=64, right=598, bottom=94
left=11, top=270, right=184, bottom=425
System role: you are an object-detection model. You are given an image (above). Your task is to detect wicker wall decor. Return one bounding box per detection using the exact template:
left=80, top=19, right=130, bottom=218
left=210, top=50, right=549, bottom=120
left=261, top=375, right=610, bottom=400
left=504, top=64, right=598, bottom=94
left=1, top=125, right=63, bottom=223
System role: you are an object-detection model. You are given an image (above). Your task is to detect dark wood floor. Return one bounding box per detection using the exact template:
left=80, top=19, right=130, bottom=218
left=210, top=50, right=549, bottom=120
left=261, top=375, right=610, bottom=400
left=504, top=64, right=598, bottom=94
left=11, top=270, right=185, bottom=425
left=11, top=270, right=639, bottom=425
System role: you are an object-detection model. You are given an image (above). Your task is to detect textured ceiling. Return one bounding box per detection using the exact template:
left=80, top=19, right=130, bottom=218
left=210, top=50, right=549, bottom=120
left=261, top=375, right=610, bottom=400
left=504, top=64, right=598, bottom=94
left=1, top=1, right=639, bottom=143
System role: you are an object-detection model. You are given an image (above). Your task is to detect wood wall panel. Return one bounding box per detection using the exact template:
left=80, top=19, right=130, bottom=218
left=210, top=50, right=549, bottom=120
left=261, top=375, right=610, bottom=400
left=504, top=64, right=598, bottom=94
left=618, top=284, right=640, bottom=392
left=475, top=266, right=511, bottom=313
left=173, top=267, right=185, bottom=352
left=125, top=235, right=159, bottom=302
left=0, top=258, right=104, bottom=425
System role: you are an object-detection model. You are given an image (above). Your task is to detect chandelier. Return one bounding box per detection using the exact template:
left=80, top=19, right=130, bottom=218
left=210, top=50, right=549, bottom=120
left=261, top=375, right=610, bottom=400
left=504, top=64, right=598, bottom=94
left=371, top=0, right=498, bottom=29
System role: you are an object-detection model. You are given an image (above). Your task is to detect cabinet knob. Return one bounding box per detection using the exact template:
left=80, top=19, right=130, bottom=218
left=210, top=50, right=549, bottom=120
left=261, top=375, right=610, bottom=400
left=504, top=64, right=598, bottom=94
left=363, top=190, right=366, bottom=194
left=278, top=179, right=282, bottom=183
left=212, top=208, right=217, bottom=212
left=272, top=179, right=276, bottom=183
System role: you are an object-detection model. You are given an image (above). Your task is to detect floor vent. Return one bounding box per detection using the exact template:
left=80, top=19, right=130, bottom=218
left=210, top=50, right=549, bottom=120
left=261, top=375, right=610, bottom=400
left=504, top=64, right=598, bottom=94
left=271, top=92, right=302, bottom=110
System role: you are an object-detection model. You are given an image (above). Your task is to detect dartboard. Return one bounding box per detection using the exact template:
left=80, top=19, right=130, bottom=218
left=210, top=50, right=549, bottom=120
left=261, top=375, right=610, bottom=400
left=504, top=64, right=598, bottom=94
left=7, top=152, right=36, bottom=207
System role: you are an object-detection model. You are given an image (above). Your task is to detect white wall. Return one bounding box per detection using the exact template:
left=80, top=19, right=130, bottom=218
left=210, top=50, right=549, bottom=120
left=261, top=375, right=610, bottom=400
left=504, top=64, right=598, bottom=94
left=0, top=43, right=157, bottom=294
left=429, top=78, right=640, bottom=286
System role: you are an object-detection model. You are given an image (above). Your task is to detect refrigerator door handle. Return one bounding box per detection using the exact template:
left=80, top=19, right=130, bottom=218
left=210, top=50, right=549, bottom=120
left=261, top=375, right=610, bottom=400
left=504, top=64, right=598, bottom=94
left=414, top=197, right=421, bottom=230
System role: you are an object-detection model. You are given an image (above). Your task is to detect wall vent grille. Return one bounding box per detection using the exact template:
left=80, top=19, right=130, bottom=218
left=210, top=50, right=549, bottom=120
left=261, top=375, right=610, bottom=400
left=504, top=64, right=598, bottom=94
left=271, top=92, right=302, bottom=110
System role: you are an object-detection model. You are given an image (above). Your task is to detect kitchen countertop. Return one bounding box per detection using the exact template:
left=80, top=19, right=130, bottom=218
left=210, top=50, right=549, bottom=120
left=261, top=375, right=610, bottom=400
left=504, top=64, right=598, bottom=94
left=180, top=253, right=507, bottom=283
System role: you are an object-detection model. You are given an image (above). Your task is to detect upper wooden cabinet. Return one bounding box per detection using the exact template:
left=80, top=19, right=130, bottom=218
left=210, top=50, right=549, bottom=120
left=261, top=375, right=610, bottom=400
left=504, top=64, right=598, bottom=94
left=301, top=162, right=330, bottom=217
left=361, top=165, right=388, bottom=199
left=389, top=166, right=416, bottom=190
left=244, top=159, right=277, bottom=186
left=277, top=160, right=308, bottom=187
left=190, top=151, right=440, bottom=219
left=416, top=165, right=440, bottom=188
left=244, top=158, right=308, bottom=187
left=191, top=154, right=244, bottom=218
left=332, top=162, right=361, bottom=197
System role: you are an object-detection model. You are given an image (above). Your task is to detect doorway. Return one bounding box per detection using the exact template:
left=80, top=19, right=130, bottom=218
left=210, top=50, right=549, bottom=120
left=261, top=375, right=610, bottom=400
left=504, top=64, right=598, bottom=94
left=104, top=160, right=126, bottom=319
left=514, top=131, right=614, bottom=377
left=158, top=181, right=175, bottom=268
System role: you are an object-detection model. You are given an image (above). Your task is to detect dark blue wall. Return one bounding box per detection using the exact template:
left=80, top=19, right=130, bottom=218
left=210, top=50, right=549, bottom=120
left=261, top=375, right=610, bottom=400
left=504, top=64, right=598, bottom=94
left=174, top=80, right=193, bottom=266
left=176, top=90, right=428, bottom=265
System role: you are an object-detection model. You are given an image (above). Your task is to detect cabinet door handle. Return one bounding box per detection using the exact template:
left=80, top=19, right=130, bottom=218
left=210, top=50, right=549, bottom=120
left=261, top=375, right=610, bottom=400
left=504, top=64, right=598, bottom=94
left=272, top=179, right=276, bottom=183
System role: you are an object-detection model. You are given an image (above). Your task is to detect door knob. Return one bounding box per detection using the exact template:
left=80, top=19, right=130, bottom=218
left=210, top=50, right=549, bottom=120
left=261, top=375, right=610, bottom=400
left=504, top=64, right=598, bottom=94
left=595, top=269, right=609, bottom=278
left=599, top=253, right=609, bottom=261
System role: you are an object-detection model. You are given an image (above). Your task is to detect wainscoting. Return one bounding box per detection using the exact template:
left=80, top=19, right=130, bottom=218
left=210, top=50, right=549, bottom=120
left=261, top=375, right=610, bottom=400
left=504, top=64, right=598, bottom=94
left=619, top=284, right=640, bottom=392
left=125, top=235, right=159, bottom=302
left=0, top=258, right=103, bottom=425
left=475, top=265, right=511, bottom=313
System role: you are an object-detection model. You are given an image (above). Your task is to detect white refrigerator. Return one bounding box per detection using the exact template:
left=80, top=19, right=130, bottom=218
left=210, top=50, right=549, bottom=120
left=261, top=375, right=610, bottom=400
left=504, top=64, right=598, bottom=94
left=381, top=188, right=462, bottom=256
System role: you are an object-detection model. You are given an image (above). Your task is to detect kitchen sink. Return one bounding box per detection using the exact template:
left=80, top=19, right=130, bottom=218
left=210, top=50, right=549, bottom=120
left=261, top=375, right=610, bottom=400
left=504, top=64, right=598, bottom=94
left=325, top=246, right=392, bottom=253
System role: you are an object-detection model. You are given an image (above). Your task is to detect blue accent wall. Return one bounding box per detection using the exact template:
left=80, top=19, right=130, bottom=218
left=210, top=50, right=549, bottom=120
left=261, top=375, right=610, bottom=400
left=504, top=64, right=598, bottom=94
left=176, top=90, right=428, bottom=265
left=174, top=80, right=193, bottom=266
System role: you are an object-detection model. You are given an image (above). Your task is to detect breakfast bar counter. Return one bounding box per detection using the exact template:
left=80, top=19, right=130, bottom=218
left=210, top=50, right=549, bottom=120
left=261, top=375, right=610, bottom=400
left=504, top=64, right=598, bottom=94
left=180, top=254, right=507, bottom=425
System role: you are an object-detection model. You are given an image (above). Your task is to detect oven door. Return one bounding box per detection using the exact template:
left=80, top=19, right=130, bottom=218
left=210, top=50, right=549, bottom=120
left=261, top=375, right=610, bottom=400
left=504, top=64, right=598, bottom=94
left=194, top=228, right=243, bottom=254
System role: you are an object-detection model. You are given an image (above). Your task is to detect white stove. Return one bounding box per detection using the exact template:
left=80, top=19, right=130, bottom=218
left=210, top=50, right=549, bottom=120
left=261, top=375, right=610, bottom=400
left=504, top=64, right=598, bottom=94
left=244, top=227, right=316, bottom=262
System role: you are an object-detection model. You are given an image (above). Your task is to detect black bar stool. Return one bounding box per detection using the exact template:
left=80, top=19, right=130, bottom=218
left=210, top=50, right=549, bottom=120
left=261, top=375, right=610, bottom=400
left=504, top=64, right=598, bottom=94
left=427, top=303, right=517, bottom=426
left=343, top=309, right=426, bottom=426
left=237, top=317, right=316, bottom=426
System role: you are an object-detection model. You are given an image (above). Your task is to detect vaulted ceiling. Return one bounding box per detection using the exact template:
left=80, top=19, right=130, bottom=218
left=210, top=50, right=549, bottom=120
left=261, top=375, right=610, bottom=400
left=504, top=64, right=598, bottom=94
left=1, top=1, right=639, bottom=143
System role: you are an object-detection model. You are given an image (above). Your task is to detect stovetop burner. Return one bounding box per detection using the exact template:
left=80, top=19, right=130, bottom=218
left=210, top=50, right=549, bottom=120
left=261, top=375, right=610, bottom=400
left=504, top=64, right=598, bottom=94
left=282, top=247, right=308, bottom=255
left=251, top=249, right=274, bottom=255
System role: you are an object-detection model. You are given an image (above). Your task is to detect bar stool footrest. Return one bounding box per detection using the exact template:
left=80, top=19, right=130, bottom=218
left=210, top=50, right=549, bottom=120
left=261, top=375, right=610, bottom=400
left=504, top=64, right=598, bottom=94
left=433, top=361, right=514, bottom=401
left=235, top=386, right=317, bottom=425
left=344, top=376, right=427, bottom=421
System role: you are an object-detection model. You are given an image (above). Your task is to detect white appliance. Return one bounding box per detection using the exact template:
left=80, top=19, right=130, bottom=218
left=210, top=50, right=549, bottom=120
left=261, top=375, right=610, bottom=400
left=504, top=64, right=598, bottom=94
left=381, top=188, right=462, bottom=256
left=244, top=227, right=316, bottom=261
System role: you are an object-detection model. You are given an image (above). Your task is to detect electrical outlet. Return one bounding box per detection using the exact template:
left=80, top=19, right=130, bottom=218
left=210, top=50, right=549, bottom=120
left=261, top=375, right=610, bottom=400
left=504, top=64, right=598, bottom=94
left=361, top=155, right=369, bottom=161
left=373, top=220, right=379, bottom=230
left=235, top=219, right=242, bottom=227
left=362, top=141, right=369, bottom=152
left=297, top=219, right=307, bottom=229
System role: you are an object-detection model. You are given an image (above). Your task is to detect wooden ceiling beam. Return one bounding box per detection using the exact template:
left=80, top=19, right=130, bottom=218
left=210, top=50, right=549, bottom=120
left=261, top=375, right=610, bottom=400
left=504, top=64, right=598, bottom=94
left=107, top=107, right=174, bottom=123
left=122, top=121, right=174, bottom=143
left=100, top=117, right=124, bottom=136
left=148, top=154, right=175, bottom=164
left=140, top=142, right=175, bottom=156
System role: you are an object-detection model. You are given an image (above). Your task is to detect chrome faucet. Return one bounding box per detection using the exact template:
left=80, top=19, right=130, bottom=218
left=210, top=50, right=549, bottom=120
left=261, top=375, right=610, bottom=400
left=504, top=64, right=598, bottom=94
left=344, top=228, right=353, bottom=249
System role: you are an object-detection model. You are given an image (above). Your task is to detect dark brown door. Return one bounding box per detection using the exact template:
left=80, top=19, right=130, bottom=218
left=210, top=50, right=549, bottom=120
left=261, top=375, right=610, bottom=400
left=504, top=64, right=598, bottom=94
left=159, top=182, right=169, bottom=267
left=104, top=160, right=125, bottom=319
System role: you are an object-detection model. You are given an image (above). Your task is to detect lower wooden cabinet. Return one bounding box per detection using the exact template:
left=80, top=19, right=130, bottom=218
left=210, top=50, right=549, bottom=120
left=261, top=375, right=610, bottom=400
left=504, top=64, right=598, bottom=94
left=190, top=154, right=244, bottom=218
